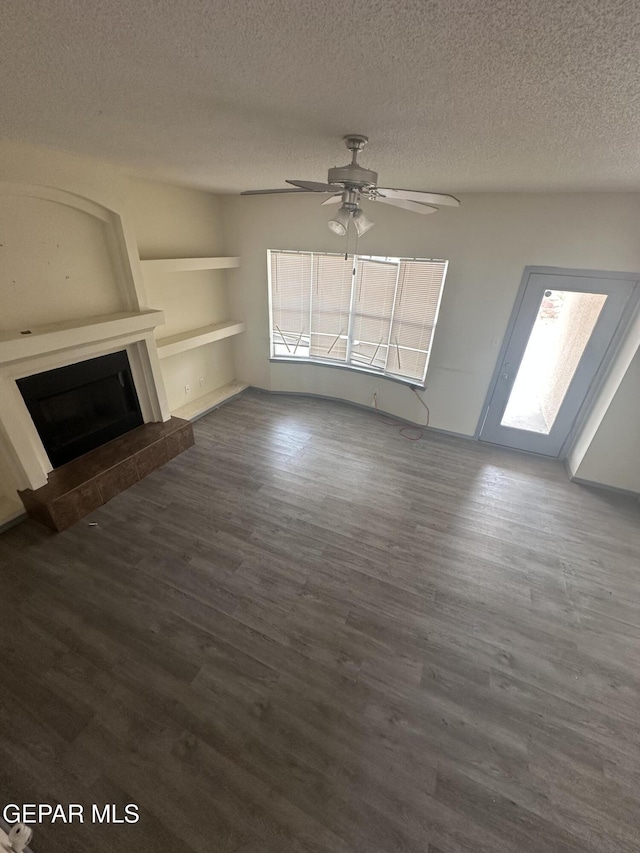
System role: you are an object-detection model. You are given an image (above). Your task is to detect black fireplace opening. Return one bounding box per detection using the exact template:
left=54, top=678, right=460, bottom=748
left=17, top=351, right=144, bottom=468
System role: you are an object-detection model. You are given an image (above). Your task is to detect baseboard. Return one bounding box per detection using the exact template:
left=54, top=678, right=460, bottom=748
left=187, top=389, right=248, bottom=423
left=567, top=472, right=640, bottom=499
left=0, top=510, right=27, bottom=533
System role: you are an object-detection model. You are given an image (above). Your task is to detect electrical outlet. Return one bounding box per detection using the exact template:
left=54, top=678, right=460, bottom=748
left=199, top=377, right=205, bottom=388
left=184, top=384, right=190, bottom=395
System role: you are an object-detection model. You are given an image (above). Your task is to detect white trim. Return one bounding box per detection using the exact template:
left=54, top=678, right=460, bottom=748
left=171, top=381, right=248, bottom=420
left=140, top=256, right=240, bottom=273
left=156, top=320, right=245, bottom=359
left=268, top=249, right=445, bottom=384
left=0, top=311, right=170, bottom=491
left=477, top=265, right=640, bottom=453
left=0, top=310, right=164, bottom=364
left=0, top=183, right=148, bottom=312
left=0, top=181, right=171, bottom=498
left=269, top=356, right=425, bottom=388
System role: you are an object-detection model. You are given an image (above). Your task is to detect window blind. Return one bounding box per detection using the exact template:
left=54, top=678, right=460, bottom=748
left=310, top=253, right=352, bottom=361
left=386, top=260, right=447, bottom=380
left=270, top=251, right=311, bottom=353
left=351, top=259, right=398, bottom=370
left=268, top=250, right=448, bottom=384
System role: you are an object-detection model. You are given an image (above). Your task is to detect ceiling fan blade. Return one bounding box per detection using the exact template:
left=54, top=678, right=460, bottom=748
left=240, top=187, right=313, bottom=195
left=376, top=197, right=438, bottom=215
left=286, top=179, right=342, bottom=193
left=320, top=194, right=342, bottom=206
left=376, top=188, right=460, bottom=206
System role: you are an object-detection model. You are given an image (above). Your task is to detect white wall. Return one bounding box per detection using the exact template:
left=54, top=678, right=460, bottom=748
left=127, top=178, right=225, bottom=260
left=221, top=192, right=640, bottom=438
left=571, top=347, right=640, bottom=492
left=0, top=195, right=123, bottom=330
left=0, top=141, right=137, bottom=517
left=1, top=136, right=638, bottom=504
left=566, top=290, right=640, bottom=488
left=0, top=145, right=229, bottom=518
left=0, top=141, right=142, bottom=329
left=126, top=178, right=233, bottom=412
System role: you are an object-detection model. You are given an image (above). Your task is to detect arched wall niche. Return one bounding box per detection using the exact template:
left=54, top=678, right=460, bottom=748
left=0, top=182, right=169, bottom=500
left=0, top=183, right=146, bottom=331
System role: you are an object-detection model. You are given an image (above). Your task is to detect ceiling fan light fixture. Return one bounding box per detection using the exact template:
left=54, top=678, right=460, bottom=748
left=352, top=207, right=374, bottom=237
left=328, top=205, right=351, bottom=236
left=241, top=136, right=460, bottom=231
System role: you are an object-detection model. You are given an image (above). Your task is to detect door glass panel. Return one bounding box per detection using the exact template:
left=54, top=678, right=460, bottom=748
left=501, top=290, right=607, bottom=433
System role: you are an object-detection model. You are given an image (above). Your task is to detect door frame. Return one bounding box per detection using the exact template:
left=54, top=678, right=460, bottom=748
left=477, top=265, right=640, bottom=457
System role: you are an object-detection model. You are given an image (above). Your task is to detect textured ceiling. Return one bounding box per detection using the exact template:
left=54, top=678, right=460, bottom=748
left=2, top=0, right=640, bottom=193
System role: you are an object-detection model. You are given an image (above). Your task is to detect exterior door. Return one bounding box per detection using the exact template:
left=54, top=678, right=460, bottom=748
left=480, top=269, right=637, bottom=457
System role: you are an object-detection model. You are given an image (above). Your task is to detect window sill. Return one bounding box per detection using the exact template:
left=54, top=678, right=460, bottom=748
left=269, top=357, right=426, bottom=389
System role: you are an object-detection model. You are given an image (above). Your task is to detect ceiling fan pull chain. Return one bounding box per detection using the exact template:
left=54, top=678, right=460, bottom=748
left=352, top=226, right=359, bottom=262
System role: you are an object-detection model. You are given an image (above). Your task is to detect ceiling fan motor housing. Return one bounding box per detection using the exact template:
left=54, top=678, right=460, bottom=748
left=327, top=164, right=378, bottom=188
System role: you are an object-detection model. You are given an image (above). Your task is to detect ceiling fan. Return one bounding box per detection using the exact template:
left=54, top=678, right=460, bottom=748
left=241, top=134, right=460, bottom=237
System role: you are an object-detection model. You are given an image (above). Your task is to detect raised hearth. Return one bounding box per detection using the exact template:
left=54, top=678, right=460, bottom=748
left=18, top=417, right=193, bottom=531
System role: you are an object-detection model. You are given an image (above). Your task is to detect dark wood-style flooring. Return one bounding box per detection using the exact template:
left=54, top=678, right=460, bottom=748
left=1, top=390, right=640, bottom=853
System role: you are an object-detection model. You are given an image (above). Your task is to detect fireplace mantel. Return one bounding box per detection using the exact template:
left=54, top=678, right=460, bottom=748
left=0, top=309, right=164, bottom=363
left=0, top=182, right=175, bottom=527
left=0, top=309, right=170, bottom=495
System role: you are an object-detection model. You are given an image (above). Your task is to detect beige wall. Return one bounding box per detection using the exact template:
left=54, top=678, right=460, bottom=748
left=566, top=284, right=640, bottom=492
left=0, top=195, right=124, bottom=330
left=572, top=347, right=640, bottom=493
left=0, top=143, right=230, bottom=518
left=126, top=178, right=231, bottom=412
left=221, top=192, right=640, bottom=438
left=127, top=178, right=224, bottom=260
left=1, top=136, right=638, bottom=507
left=0, top=141, right=134, bottom=516
left=0, top=141, right=138, bottom=331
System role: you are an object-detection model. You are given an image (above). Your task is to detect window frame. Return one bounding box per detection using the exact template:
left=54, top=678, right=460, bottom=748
left=267, top=249, right=448, bottom=388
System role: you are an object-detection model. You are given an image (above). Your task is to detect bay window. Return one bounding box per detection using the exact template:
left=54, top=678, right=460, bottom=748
left=268, top=250, right=447, bottom=385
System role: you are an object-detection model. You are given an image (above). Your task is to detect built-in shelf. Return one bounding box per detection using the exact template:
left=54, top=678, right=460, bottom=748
left=171, top=382, right=249, bottom=421
left=140, top=257, right=240, bottom=273
left=156, top=320, right=245, bottom=359
left=139, top=254, right=245, bottom=423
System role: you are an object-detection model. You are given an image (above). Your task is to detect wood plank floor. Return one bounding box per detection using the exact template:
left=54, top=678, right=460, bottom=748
left=1, top=389, right=640, bottom=853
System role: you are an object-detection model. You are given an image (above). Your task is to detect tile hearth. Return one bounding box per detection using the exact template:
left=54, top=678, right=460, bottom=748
left=18, top=417, right=194, bottom=531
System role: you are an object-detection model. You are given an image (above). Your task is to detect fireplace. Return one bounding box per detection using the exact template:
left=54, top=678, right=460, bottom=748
left=17, top=351, right=144, bottom=468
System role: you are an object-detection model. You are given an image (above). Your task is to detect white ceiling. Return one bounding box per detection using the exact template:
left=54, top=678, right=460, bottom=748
left=2, top=0, right=640, bottom=193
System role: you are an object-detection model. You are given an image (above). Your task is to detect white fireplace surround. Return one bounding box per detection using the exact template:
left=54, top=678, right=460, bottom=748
left=0, top=183, right=170, bottom=496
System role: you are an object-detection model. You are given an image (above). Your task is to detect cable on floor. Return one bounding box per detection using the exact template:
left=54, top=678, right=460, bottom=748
left=373, top=386, right=430, bottom=440
left=412, top=386, right=430, bottom=427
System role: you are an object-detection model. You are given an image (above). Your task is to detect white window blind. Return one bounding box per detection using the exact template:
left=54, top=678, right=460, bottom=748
left=310, top=253, right=352, bottom=362
left=351, top=259, right=398, bottom=370
left=270, top=251, right=311, bottom=357
left=268, top=250, right=448, bottom=385
left=387, top=260, right=447, bottom=381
